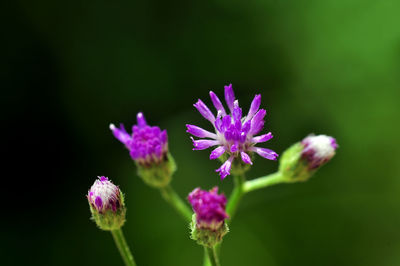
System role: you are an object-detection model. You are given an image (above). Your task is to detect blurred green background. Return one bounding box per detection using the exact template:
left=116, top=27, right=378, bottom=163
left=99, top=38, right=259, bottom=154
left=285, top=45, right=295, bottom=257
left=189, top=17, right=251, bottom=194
left=3, top=0, right=400, bottom=265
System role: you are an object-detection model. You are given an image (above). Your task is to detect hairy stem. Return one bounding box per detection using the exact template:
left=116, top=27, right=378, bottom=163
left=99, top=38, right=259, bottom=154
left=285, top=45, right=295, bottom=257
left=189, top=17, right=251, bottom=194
left=160, top=184, right=192, bottom=222
left=111, top=228, right=137, bottom=266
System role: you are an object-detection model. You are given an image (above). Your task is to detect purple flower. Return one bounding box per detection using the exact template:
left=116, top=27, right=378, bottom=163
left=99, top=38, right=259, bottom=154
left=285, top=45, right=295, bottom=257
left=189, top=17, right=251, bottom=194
left=87, top=176, right=123, bottom=214
left=188, top=187, right=229, bottom=230
left=110, top=112, right=168, bottom=166
left=187, top=84, right=278, bottom=179
left=301, top=135, right=338, bottom=169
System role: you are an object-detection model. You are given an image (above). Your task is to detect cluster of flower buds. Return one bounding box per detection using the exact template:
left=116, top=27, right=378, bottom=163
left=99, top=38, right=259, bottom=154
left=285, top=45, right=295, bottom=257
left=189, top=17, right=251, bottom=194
left=187, top=84, right=278, bottom=179
left=110, top=112, right=175, bottom=188
left=188, top=187, right=229, bottom=247
left=87, top=176, right=126, bottom=230
left=279, top=134, right=338, bottom=182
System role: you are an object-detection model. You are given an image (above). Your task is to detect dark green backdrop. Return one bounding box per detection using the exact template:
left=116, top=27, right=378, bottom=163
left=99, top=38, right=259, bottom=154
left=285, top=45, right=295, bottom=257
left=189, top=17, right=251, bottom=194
left=3, top=0, right=400, bottom=265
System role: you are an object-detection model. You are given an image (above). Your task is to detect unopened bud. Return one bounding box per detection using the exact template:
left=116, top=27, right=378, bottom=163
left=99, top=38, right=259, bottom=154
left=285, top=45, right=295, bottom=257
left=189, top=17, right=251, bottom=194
left=188, top=187, right=229, bottom=247
left=87, top=176, right=126, bottom=230
left=279, top=134, right=338, bottom=182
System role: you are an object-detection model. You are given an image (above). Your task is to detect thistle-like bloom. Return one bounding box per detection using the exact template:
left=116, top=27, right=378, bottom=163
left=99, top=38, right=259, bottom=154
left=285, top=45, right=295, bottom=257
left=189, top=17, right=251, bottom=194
left=110, top=112, right=168, bottom=166
left=87, top=176, right=126, bottom=230
left=187, top=84, right=278, bottom=179
left=87, top=176, right=123, bottom=214
left=301, top=135, right=338, bottom=169
left=188, top=187, right=228, bottom=231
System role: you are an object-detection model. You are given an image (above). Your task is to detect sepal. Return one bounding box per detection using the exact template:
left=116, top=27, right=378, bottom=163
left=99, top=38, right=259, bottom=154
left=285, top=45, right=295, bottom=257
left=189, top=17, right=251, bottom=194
left=136, top=153, right=176, bottom=188
left=190, top=214, right=229, bottom=248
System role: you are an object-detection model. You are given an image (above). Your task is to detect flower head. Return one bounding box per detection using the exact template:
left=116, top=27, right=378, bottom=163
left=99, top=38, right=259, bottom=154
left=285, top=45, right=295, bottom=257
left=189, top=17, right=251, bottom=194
left=188, top=187, right=228, bottom=230
left=301, top=135, right=338, bottom=169
left=187, top=84, right=278, bottom=179
left=87, top=176, right=126, bottom=230
left=87, top=176, right=122, bottom=213
left=279, top=134, right=338, bottom=183
left=110, top=112, right=168, bottom=166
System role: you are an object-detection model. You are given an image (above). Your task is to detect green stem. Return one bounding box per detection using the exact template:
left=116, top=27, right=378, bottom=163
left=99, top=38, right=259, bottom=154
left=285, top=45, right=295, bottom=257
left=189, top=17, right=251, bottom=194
left=206, top=246, right=221, bottom=266
left=111, top=228, right=137, bottom=266
left=160, top=184, right=192, bottom=222
left=226, top=173, right=246, bottom=219
left=203, top=247, right=211, bottom=266
left=243, top=172, right=286, bottom=193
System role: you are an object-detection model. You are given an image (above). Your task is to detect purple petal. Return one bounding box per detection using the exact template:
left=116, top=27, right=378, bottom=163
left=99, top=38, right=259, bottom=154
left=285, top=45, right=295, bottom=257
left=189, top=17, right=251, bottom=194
left=137, top=112, right=147, bottom=127
left=216, top=156, right=234, bottom=179
left=95, top=196, right=103, bottom=209
left=240, top=152, right=253, bottom=165
left=210, top=146, right=226, bottom=160
left=247, top=94, right=261, bottom=120
left=252, top=132, right=273, bottom=143
left=99, top=176, right=108, bottom=182
left=232, top=100, right=242, bottom=123
left=191, top=137, right=219, bottom=150
left=230, top=143, right=238, bottom=153
left=249, top=109, right=266, bottom=135
left=330, top=137, right=338, bottom=149
left=110, top=123, right=132, bottom=145
left=161, top=130, right=168, bottom=144
left=186, top=124, right=217, bottom=139
left=224, top=84, right=235, bottom=113
left=251, top=147, right=278, bottom=160
left=222, top=115, right=232, bottom=131
left=215, top=117, right=223, bottom=132
left=194, top=99, right=216, bottom=123
left=209, top=91, right=227, bottom=116
left=242, top=120, right=251, bottom=134
left=239, top=131, right=247, bottom=143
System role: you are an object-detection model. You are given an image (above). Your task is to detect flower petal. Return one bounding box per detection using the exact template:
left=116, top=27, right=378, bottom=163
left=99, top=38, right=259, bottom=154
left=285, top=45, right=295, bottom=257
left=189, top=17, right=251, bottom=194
left=252, top=132, right=273, bottom=143
left=232, top=100, right=242, bottom=124
left=240, top=152, right=253, bottom=165
left=210, top=146, right=226, bottom=160
left=249, top=109, right=266, bottom=135
left=230, top=143, right=238, bottom=152
left=247, top=94, right=261, bottom=121
left=191, top=137, right=219, bottom=150
left=194, top=99, right=216, bottom=123
left=209, top=91, right=227, bottom=116
left=216, top=156, right=234, bottom=179
left=251, top=147, right=278, bottom=160
left=186, top=124, right=217, bottom=139
left=136, top=112, right=147, bottom=127
left=110, top=123, right=132, bottom=146
left=224, top=84, right=235, bottom=113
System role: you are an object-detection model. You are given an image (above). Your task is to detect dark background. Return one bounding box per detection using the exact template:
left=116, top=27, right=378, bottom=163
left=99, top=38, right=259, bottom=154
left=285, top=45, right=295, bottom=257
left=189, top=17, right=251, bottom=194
left=3, top=0, right=400, bottom=265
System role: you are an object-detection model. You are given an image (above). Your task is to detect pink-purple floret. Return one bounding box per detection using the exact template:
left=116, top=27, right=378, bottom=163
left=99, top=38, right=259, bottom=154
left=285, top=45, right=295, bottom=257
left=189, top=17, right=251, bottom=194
left=110, top=112, right=168, bottom=166
left=187, top=84, right=278, bottom=179
left=301, top=136, right=338, bottom=169
left=188, top=187, right=229, bottom=230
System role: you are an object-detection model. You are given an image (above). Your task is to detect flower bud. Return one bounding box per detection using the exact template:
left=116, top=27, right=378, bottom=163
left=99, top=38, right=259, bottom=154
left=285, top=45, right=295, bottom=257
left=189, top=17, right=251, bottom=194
left=188, top=187, right=229, bottom=247
left=279, top=134, right=338, bottom=182
left=110, top=112, right=175, bottom=188
left=87, top=176, right=126, bottom=230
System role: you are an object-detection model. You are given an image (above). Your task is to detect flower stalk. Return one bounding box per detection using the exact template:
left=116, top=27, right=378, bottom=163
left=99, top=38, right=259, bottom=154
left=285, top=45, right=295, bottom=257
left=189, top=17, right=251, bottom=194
left=226, top=172, right=246, bottom=219
left=243, top=172, right=286, bottom=193
left=206, top=246, right=221, bottom=266
left=160, top=184, right=192, bottom=222
left=111, top=228, right=137, bottom=266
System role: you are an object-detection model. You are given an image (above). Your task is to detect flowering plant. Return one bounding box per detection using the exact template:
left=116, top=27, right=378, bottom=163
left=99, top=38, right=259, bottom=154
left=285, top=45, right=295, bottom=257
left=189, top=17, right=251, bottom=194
left=86, top=84, right=337, bottom=266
